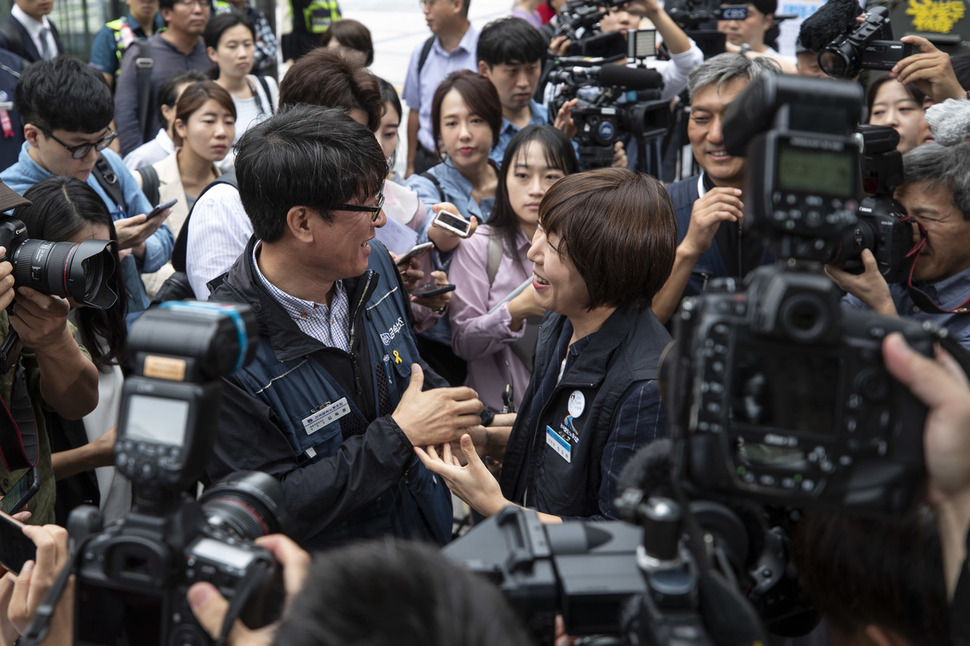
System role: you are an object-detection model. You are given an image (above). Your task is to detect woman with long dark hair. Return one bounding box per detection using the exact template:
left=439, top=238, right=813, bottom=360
left=15, top=175, right=130, bottom=522
left=449, top=125, right=578, bottom=410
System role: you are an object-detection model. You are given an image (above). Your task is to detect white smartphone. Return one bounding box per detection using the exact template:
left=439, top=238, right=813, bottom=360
left=432, top=210, right=472, bottom=238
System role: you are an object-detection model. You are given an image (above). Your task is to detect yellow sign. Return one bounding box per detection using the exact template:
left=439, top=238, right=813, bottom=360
left=906, top=0, right=966, bottom=33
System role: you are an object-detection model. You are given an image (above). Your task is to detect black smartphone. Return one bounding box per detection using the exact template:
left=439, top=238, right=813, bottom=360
left=411, top=282, right=456, bottom=298
left=146, top=198, right=178, bottom=220
left=395, top=242, right=434, bottom=267
left=0, top=467, right=40, bottom=515
left=432, top=210, right=472, bottom=238
left=0, top=511, right=36, bottom=574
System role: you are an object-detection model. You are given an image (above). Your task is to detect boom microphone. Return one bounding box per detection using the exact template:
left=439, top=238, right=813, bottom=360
left=549, top=65, right=664, bottom=90
left=596, top=64, right=664, bottom=90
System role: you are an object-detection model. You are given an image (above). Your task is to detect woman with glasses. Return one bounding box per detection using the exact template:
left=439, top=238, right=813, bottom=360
left=136, top=80, right=235, bottom=297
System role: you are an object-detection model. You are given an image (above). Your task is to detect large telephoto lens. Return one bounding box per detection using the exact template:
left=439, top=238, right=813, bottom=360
left=11, top=238, right=118, bottom=309
left=200, top=471, right=285, bottom=541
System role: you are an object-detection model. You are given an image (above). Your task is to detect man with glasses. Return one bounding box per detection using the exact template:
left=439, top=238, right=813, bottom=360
left=114, top=0, right=211, bottom=155
left=827, top=142, right=970, bottom=351
left=207, top=104, right=485, bottom=550
left=1, top=56, right=174, bottom=321
left=403, top=0, right=478, bottom=177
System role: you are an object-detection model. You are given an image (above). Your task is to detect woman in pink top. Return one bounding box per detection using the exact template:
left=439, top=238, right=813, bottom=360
left=449, top=125, right=578, bottom=410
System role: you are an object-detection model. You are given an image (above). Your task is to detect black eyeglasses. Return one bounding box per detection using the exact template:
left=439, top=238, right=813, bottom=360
left=37, top=126, right=118, bottom=160
left=338, top=193, right=385, bottom=222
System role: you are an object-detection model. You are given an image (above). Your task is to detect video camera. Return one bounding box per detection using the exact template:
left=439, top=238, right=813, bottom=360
left=21, top=302, right=288, bottom=646
left=662, top=73, right=957, bottom=518
left=819, top=6, right=916, bottom=78
left=548, top=56, right=667, bottom=169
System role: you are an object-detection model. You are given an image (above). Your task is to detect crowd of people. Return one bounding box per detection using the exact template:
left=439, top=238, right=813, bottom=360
left=0, top=0, right=968, bottom=643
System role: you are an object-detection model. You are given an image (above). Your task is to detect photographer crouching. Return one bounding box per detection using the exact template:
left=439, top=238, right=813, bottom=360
left=825, top=142, right=970, bottom=351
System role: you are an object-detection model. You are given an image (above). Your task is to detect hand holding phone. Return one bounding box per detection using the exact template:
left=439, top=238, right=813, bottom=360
left=395, top=242, right=434, bottom=267
left=0, top=467, right=40, bottom=516
left=0, top=511, right=36, bottom=575
left=146, top=198, right=178, bottom=221
left=432, top=210, right=473, bottom=238
left=411, top=282, right=456, bottom=298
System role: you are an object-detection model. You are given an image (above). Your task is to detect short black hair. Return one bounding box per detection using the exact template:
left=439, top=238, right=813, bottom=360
left=539, top=168, right=677, bottom=309
left=431, top=70, right=502, bottom=156
left=278, top=48, right=384, bottom=132
left=15, top=56, right=113, bottom=133
left=794, top=508, right=950, bottom=644
left=273, top=539, right=533, bottom=646
left=235, top=105, right=386, bottom=243
left=477, top=17, right=547, bottom=67
left=204, top=12, right=255, bottom=51
left=157, top=69, right=209, bottom=130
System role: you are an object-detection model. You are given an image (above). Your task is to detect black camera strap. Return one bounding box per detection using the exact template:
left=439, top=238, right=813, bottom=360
left=903, top=218, right=970, bottom=314
left=0, top=331, right=40, bottom=473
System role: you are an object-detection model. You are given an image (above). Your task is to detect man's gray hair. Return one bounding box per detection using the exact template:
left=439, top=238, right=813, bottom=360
left=687, top=53, right=781, bottom=100
left=902, top=142, right=970, bottom=220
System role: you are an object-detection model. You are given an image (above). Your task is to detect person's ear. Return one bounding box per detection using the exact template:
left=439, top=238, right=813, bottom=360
left=763, top=12, right=774, bottom=29
left=477, top=60, right=491, bottom=77
left=174, top=118, right=188, bottom=140
left=23, top=123, right=41, bottom=146
left=206, top=46, right=218, bottom=63
left=286, top=206, right=317, bottom=242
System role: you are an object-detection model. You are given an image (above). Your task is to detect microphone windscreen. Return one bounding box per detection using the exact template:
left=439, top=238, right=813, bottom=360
left=596, top=64, right=664, bottom=91
left=797, top=0, right=860, bottom=53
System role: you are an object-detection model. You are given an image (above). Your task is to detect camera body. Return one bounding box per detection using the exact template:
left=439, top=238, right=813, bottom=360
left=70, top=302, right=287, bottom=646
left=668, top=73, right=943, bottom=518
left=0, top=216, right=117, bottom=309
left=666, top=267, right=934, bottom=516
left=828, top=125, right=913, bottom=282
left=819, top=6, right=915, bottom=78
left=74, top=497, right=282, bottom=646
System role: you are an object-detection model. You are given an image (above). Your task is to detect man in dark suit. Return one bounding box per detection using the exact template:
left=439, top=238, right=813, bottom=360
left=0, top=0, right=64, bottom=63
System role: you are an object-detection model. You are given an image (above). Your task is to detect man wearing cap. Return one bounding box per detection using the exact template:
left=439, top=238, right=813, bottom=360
left=0, top=181, right=99, bottom=526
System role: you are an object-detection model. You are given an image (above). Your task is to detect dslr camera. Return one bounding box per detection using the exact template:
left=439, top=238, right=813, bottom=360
left=0, top=217, right=117, bottom=309
left=62, top=302, right=287, bottom=646
left=828, top=124, right=913, bottom=282
left=664, top=74, right=952, bottom=518
left=818, top=6, right=916, bottom=78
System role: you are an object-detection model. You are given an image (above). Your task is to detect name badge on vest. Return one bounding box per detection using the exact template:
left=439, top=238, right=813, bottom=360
left=302, top=397, right=350, bottom=435
left=546, top=425, right=571, bottom=463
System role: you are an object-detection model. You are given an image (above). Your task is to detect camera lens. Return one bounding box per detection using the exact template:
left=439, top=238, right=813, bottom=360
left=10, top=238, right=118, bottom=310
left=818, top=49, right=849, bottom=78
left=779, top=293, right=832, bottom=342
left=200, top=471, right=285, bottom=541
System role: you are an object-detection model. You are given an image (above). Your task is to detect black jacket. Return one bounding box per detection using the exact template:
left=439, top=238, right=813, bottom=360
left=0, top=16, right=63, bottom=63
left=500, top=303, right=671, bottom=519
left=207, top=237, right=453, bottom=549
